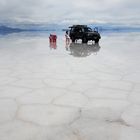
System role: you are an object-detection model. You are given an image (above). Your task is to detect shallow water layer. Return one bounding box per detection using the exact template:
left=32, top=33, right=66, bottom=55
left=0, top=32, right=140, bottom=140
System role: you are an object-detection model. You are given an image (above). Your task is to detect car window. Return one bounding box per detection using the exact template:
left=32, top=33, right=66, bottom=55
left=84, top=27, right=92, bottom=32
left=87, top=27, right=92, bottom=32
left=70, top=28, right=74, bottom=32
left=73, top=28, right=82, bottom=32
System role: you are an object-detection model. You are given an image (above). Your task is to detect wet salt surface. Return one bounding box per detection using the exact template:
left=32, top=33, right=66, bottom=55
left=0, top=32, right=140, bottom=140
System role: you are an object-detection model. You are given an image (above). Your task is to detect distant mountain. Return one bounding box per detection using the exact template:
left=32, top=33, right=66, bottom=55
left=88, top=23, right=140, bottom=33
left=0, top=24, right=64, bottom=35
left=0, top=23, right=140, bottom=35
left=0, top=25, right=24, bottom=35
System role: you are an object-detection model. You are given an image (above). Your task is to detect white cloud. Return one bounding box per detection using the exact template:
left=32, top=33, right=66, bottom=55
left=0, top=0, right=139, bottom=24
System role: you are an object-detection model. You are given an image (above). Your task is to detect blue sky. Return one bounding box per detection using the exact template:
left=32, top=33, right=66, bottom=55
left=0, top=0, right=139, bottom=25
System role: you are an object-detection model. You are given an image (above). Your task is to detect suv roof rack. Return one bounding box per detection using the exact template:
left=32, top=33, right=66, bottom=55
left=69, top=25, right=87, bottom=28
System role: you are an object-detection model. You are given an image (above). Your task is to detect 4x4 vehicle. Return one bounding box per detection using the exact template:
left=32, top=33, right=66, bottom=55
left=69, top=25, right=101, bottom=43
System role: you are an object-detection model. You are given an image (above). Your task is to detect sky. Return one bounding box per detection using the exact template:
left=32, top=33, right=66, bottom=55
left=0, top=0, right=139, bottom=25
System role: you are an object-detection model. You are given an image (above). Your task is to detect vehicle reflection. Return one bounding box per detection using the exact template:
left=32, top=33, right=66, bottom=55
left=66, top=42, right=101, bottom=57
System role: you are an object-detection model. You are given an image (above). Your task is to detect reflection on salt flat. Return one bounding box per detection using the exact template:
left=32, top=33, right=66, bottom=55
left=49, top=41, right=57, bottom=50
left=65, top=42, right=101, bottom=57
left=0, top=32, right=140, bottom=140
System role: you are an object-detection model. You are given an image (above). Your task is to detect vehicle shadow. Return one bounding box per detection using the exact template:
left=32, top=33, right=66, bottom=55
left=66, top=42, right=101, bottom=57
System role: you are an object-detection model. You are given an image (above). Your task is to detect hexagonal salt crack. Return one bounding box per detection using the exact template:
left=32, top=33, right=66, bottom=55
left=44, top=79, right=72, bottom=89
left=68, top=79, right=99, bottom=92
left=0, top=99, right=17, bottom=123
left=123, top=73, right=140, bottom=84
left=100, top=80, right=133, bottom=91
left=0, top=77, right=17, bottom=86
left=18, top=105, right=79, bottom=126
left=70, top=118, right=122, bottom=140
left=0, top=86, right=32, bottom=98
left=54, top=92, right=88, bottom=108
left=128, top=91, right=140, bottom=104
left=121, top=105, right=140, bottom=129
left=0, top=120, right=48, bottom=140
left=17, top=87, right=67, bottom=104
left=84, top=87, right=128, bottom=99
left=83, top=99, right=130, bottom=122
left=12, top=79, right=45, bottom=89
left=119, top=126, right=140, bottom=140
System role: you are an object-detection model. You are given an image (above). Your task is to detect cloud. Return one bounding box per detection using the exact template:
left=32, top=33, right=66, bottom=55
left=0, top=0, right=139, bottom=25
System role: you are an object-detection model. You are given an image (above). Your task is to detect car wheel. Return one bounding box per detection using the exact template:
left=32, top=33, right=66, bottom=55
left=95, top=39, right=99, bottom=43
left=82, top=37, right=88, bottom=43
left=71, top=37, right=75, bottom=43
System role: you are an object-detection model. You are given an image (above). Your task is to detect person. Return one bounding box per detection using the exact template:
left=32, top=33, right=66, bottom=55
left=49, top=34, right=57, bottom=42
left=65, top=31, right=70, bottom=43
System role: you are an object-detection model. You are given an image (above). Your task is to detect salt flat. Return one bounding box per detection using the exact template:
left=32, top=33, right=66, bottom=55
left=0, top=32, right=140, bottom=140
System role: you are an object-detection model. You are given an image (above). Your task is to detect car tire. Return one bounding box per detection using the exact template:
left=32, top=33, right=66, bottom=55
left=82, top=37, right=88, bottom=43
left=71, top=37, right=75, bottom=43
left=95, top=39, right=99, bottom=43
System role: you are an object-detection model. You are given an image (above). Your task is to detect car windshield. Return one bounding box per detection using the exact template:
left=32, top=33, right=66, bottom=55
left=85, top=27, right=92, bottom=32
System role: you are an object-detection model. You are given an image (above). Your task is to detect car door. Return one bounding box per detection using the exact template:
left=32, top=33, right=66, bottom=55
left=74, top=27, right=83, bottom=39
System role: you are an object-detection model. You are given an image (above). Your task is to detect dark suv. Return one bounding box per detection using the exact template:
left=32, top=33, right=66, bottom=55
left=69, top=25, right=101, bottom=43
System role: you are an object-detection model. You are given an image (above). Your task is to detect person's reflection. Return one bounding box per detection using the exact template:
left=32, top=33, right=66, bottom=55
left=65, top=40, right=71, bottom=51
left=68, top=43, right=101, bottom=57
left=49, top=41, right=57, bottom=50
